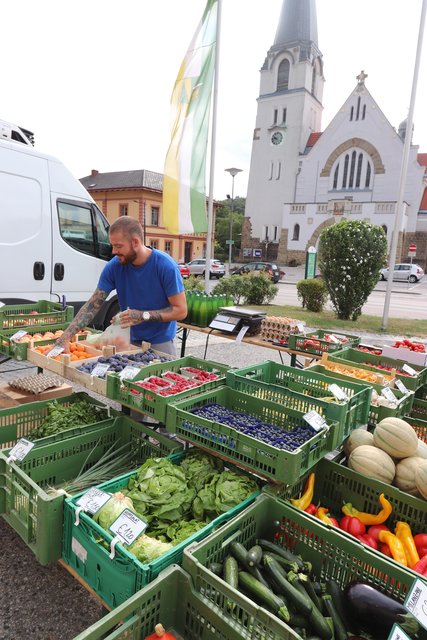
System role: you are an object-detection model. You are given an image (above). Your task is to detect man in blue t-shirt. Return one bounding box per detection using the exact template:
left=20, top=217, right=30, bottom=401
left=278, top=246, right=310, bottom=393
left=56, top=217, right=187, bottom=355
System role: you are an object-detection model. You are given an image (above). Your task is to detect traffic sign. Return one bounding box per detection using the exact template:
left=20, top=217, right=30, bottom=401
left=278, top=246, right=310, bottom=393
left=408, top=243, right=417, bottom=258
left=409, top=243, right=417, bottom=251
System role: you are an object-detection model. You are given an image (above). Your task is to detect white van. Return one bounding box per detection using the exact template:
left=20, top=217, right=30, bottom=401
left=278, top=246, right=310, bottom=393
left=0, top=119, right=118, bottom=327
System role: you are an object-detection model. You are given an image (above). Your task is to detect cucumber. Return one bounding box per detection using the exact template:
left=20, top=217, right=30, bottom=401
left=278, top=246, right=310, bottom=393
left=246, top=544, right=263, bottom=567
left=288, top=573, right=332, bottom=640
left=321, top=594, right=348, bottom=640
left=224, top=556, right=238, bottom=590
left=238, top=571, right=290, bottom=623
left=258, top=539, right=305, bottom=571
left=263, top=554, right=313, bottom=617
left=208, top=562, right=223, bottom=576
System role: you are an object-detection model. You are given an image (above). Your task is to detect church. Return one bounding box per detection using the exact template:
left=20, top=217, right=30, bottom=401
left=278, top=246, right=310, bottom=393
left=242, top=0, right=427, bottom=267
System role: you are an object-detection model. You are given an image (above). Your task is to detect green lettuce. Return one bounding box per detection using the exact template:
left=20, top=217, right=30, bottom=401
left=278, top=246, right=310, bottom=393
left=93, top=492, right=136, bottom=531
left=127, top=534, right=173, bottom=563
left=192, top=471, right=258, bottom=520
left=166, top=519, right=209, bottom=545
left=180, top=450, right=223, bottom=491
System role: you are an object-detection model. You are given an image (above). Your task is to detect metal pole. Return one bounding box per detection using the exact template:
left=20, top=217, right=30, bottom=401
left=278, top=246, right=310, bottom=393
left=381, top=0, right=426, bottom=331
left=225, top=167, right=242, bottom=274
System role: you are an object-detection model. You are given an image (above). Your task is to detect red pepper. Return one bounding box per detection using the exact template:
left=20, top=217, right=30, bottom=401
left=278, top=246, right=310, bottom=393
left=412, top=554, right=427, bottom=576
left=367, top=524, right=390, bottom=542
left=413, top=533, right=427, bottom=554
left=380, top=542, right=392, bottom=557
left=304, top=504, right=317, bottom=515
left=356, top=534, right=379, bottom=550
left=340, top=515, right=366, bottom=536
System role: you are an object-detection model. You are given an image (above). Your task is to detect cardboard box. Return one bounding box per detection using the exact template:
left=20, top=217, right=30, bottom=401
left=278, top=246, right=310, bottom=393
left=0, top=382, right=73, bottom=405
left=382, top=345, right=427, bottom=367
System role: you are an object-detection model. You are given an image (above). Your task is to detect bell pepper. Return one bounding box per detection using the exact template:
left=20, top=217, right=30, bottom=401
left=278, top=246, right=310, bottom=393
left=395, top=522, right=420, bottom=569
left=356, top=533, right=379, bottom=550
left=291, top=472, right=315, bottom=511
left=341, top=493, right=392, bottom=525
left=367, top=524, right=390, bottom=542
left=304, top=503, right=317, bottom=515
left=413, top=533, right=427, bottom=557
left=378, top=530, right=408, bottom=566
left=316, top=507, right=338, bottom=527
left=380, top=542, right=393, bottom=557
left=144, top=624, right=177, bottom=640
left=339, top=515, right=366, bottom=536
left=412, top=554, right=427, bottom=577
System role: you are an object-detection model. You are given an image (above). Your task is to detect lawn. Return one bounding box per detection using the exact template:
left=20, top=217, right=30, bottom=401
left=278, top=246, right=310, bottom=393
left=252, top=304, right=427, bottom=338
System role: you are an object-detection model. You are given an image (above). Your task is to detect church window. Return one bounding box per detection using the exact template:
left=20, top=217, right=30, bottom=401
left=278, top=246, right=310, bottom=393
left=362, top=104, right=366, bottom=119
left=356, top=153, right=363, bottom=187
left=311, top=67, right=316, bottom=95
left=273, top=109, right=278, bottom=124
left=350, top=106, right=354, bottom=121
left=292, top=224, right=300, bottom=241
left=282, top=108, right=287, bottom=123
left=349, top=151, right=357, bottom=188
left=273, top=226, right=279, bottom=241
left=276, top=162, right=281, bottom=179
left=382, top=225, right=387, bottom=235
left=277, top=59, right=290, bottom=91
left=365, top=163, right=371, bottom=188
left=333, top=164, right=339, bottom=189
left=356, top=96, right=361, bottom=120
left=269, top=162, right=274, bottom=180
left=342, top=154, right=349, bottom=188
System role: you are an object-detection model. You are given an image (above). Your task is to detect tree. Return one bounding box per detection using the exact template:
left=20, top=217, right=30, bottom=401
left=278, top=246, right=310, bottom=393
left=214, top=197, right=245, bottom=261
left=318, top=219, right=387, bottom=320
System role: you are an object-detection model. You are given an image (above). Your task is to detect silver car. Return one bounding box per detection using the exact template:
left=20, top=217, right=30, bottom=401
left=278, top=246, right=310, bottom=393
left=187, top=258, right=225, bottom=279
left=380, top=263, right=424, bottom=283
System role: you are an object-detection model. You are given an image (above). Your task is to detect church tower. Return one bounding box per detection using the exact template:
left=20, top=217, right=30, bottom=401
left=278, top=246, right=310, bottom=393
left=244, top=0, right=324, bottom=253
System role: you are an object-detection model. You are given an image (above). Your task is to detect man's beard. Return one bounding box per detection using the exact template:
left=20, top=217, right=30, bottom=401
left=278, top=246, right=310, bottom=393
left=118, top=249, right=137, bottom=265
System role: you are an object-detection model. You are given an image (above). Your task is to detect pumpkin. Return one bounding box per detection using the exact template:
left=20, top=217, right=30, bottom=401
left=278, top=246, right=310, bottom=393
left=373, top=418, right=418, bottom=459
left=415, top=460, right=427, bottom=499
left=415, top=439, right=427, bottom=460
left=343, top=428, right=375, bottom=458
left=394, top=457, right=425, bottom=495
left=348, top=445, right=396, bottom=484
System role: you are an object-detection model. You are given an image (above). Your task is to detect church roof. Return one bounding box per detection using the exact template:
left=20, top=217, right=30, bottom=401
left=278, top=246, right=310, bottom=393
left=303, top=131, right=322, bottom=154
left=420, top=188, right=427, bottom=212
left=418, top=153, right=427, bottom=173
left=80, top=169, right=163, bottom=191
left=274, top=0, right=318, bottom=48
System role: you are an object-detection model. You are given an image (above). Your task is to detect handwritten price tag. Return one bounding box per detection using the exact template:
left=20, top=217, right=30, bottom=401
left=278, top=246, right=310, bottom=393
left=109, top=508, right=147, bottom=546
left=76, top=487, right=111, bottom=515
left=297, top=323, right=305, bottom=333
left=387, top=623, right=412, bottom=640
left=8, top=438, right=35, bottom=462
left=304, top=410, right=327, bottom=432
left=46, top=345, right=64, bottom=358
left=90, top=363, right=111, bottom=378
left=119, top=366, right=141, bottom=381
left=395, top=379, right=409, bottom=395
left=402, top=364, right=417, bottom=376
left=404, top=578, right=427, bottom=630
left=327, top=334, right=340, bottom=344
left=382, top=387, right=398, bottom=403
left=10, top=330, right=28, bottom=341
left=329, top=383, right=349, bottom=401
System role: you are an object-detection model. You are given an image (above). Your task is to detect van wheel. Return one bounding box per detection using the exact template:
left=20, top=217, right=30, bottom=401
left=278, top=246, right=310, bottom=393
left=103, top=300, right=120, bottom=329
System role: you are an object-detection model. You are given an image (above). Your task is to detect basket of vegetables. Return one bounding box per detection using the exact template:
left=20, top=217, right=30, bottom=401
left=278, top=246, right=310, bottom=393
left=0, top=415, right=183, bottom=565
left=287, top=329, right=360, bottom=356
left=62, top=451, right=260, bottom=609
left=0, top=300, right=74, bottom=330
left=182, top=494, right=422, bottom=640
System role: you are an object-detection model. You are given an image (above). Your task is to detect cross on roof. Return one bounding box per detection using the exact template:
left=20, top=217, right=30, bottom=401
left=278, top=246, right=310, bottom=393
left=357, top=70, right=368, bottom=84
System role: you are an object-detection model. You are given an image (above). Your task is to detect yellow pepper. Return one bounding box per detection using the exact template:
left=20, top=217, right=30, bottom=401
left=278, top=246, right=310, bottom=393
left=315, top=507, right=337, bottom=526
left=341, top=493, right=392, bottom=525
left=395, top=522, right=420, bottom=569
left=291, top=472, right=315, bottom=511
left=378, top=530, right=408, bottom=566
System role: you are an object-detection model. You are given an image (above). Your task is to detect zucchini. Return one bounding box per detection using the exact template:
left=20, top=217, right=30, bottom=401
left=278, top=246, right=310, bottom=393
left=248, top=564, right=271, bottom=589
left=321, top=594, right=348, bottom=640
left=288, top=573, right=332, bottom=640
left=224, top=556, right=238, bottom=590
left=238, top=571, right=290, bottom=623
left=263, top=554, right=313, bottom=617
left=246, top=544, right=263, bottom=567
left=208, top=562, right=223, bottom=576
left=325, top=579, right=354, bottom=633
left=299, top=574, right=323, bottom=612
left=268, top=551, right=300, bottom=574
left=229, top=541, right=250, bottom=567
left=258, top=539, right=305, bottom=571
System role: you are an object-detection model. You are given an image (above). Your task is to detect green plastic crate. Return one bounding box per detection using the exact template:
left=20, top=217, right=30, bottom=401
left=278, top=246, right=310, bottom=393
left=226, top=360, right=371, bottom=443
left=410, top=396, right=427, bottom=421
left=329, top=346, right=427, bottom=390
left=415, top=384, right=427, bottom=400
left=0, top=324, right=98, bottom=360
left=287, top=329, right=360, bottom=356
left=182, top=494, right=417, bottom=640
left=166, top=386, right=338, bottom=483
left=0, top=391, right=118, bottom=450
left=73, top=564, right=271, bottom=640
left=107, top=356, right=230, bottom=423
left=0, top=300, right=74, bottom=330
left=62, top=455, right=260, bottom=610
left=405, top=414, right=427, bottom=443
left=266, top=457, right=427, bottom=562
left=0, top=415, right=182, bottom=566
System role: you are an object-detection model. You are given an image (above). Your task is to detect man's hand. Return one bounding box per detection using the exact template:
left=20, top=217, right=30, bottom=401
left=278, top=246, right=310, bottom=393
left=52, top=336, right=71, bottom=354
left=114, top=309, right=144, bottom=328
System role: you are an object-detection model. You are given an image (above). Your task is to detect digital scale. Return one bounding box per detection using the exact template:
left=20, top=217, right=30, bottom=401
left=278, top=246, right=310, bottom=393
left=209, top=306, right=266, bottom=335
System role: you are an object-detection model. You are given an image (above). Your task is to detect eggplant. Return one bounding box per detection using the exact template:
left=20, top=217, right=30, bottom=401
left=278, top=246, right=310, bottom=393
left=344, top=582, right=420, bottom=639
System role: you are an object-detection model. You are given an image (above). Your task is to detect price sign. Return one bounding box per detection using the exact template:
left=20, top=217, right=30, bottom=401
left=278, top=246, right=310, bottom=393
left=90, top=363, right=110, bottom=378
left=387, top=623, right=412, bottom=640
left=8, top=438, right=35, bottom=462
left=304, top=410, right=327, bottom=432
left=382, top=387, right=398, bottom=403
left=11, top=330, right=27, bottom=341
left=109, top=508, right=147, bottom=546
left=297, top=323, right=305, bottom=333
left=46, top=345, right=64, bottom=358
left=402, top=364, right=417, bottom=376
left=76, top=487, right=111, bottom=515
left=395, top=379, right=409, bottom=395
left=119, top=366, right=141, bottom=381
left=328, top=383, right=349, bottom=402
left=404, top=578, right=427, bottom=630
left=327, top=334, right=340, bottom=344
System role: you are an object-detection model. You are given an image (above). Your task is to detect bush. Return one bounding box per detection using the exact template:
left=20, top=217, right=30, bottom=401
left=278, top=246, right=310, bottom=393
left=318, top=220, right=387, bottom=320
left=296, top=278, right=328, bottom=312
left=212, top=272, right=278, bottom=305
left=183, top=275, right=205, bottom=293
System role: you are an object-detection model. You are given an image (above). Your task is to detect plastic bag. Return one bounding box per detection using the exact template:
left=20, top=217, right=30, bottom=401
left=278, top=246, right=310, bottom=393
left=85, top=322, right=131, bottom=351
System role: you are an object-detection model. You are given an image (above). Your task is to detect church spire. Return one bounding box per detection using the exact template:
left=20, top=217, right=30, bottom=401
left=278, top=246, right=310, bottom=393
left=274, top=0, right=318, bottom=48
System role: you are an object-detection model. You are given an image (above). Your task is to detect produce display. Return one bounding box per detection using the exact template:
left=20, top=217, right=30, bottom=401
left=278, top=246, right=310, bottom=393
left=11, top=329, right=91, bottom=343
left=76, top=350, right=171, bottom=377
left=392, top=339, right=426, bottom=353
left=320, top=359, right=392, bottom=384
left=33, top=342, right=95, bottom=361
left=190, top=403, right=317, bottom=451
left=27, top=398, right=109, bottom=439
left=131, top=368, right=220, bottom=397
left=357, top=345, right=382, bottom=355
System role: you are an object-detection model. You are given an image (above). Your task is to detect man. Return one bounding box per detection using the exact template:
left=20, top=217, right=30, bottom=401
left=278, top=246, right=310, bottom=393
left=56, top=217, right=187, bottom=356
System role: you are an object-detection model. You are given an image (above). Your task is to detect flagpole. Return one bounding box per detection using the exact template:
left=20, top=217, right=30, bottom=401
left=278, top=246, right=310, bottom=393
left=204, top=0, right=222, bottom=294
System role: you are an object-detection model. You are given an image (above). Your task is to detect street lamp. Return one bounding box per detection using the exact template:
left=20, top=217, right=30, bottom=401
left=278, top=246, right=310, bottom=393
left=225, top=167, right=242, bottom=274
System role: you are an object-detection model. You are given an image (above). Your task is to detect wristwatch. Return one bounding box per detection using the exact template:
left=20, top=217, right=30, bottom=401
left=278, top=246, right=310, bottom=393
left=142, top=311, right=151, bottom=322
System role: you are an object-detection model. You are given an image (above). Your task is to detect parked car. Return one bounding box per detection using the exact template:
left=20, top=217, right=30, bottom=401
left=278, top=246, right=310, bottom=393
left=178, top=262, right=190, bottom=278
left=232, top=261, right=284, bottom=283
left=187, top=258, right=225, bottom=279
left=380, top=263, right=424, bottom=283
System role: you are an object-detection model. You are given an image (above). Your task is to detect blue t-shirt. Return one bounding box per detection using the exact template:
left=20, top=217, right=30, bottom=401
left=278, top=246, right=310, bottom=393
left=98, top=249, right=184, bottom=344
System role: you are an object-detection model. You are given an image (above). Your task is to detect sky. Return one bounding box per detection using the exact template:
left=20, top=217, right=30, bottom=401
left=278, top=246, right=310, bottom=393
left=2, top=0, right=426, bottom=201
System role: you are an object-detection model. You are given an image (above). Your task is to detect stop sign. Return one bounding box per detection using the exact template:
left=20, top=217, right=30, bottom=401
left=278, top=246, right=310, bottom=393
left=409, top=243, right=417, bottom=251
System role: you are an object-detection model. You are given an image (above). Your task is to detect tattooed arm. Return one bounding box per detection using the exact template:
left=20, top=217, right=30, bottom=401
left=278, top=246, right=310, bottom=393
left=55, top=288, right=109, bottom=348
left=118, top=291, right=187, bottom=327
